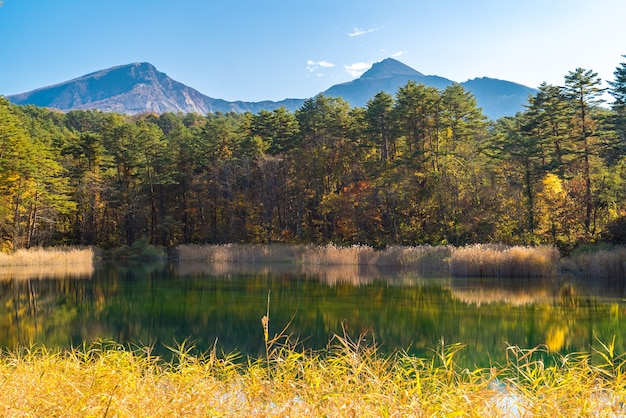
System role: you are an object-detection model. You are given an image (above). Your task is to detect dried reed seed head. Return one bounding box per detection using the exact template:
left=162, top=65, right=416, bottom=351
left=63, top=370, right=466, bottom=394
left=261, top=315, right=269, bottom=342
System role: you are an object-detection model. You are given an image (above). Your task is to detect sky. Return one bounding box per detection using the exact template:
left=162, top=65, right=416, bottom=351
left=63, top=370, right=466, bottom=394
left=1, top=0, right=626, bottom=102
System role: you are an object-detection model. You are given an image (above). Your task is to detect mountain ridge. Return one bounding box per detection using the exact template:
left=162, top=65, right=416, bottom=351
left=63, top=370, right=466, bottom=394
left=7, top=58, right=537, bottom=119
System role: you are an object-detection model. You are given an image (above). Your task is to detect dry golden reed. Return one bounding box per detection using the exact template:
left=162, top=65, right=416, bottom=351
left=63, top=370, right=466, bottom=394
left=0, top=247, right=95, bottom=279
left=177, top=243, right=452, bottom=273
left=177, top=243, right=304, bottom=263
left=0, top=246, right=94, bottom=266
left=450, top=244, right=560, bottom=278
left=568, top=246, right=626, bottom=279
left=1, top=338, right=625, bottom=417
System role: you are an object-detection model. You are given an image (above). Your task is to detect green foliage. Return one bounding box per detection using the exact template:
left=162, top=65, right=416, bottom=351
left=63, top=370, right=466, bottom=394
left=603, top=216, right=626, bottom=244
left=108, top=236, right=165, bottom=261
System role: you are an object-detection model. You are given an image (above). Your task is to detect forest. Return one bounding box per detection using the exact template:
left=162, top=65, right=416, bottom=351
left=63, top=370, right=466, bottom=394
left=2, top=60, right=626, bottom=253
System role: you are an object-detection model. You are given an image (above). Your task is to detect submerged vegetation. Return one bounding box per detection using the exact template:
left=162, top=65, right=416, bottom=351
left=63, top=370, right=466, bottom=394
left=2, top=337, right=626, bottom=417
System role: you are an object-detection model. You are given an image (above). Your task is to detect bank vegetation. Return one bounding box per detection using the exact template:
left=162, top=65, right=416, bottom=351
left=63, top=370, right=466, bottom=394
left=1, top=337, right=625, bottom=417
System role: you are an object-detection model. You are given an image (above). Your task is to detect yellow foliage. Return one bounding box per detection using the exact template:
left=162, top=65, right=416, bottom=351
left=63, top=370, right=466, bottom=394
left=542, top=173, right=565, bottom=196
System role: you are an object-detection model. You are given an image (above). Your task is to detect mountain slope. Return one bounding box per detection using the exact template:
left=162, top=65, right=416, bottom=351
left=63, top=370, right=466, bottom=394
left=461, top=77, right=536, bottom=119
left=8, top=63, right=302, bottom=115
left=7, top=59, right=536, bottom=119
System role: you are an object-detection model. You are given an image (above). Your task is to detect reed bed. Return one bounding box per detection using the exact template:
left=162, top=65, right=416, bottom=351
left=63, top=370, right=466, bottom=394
left=450, top=244, right=560, bottom=278
left=177, top=243, right=452, bottom=274
left=0, top=246, right=94, bottom=267
left=567, top=246, right=626, bottom=279
left=177, top=243, right=304, bottom=263
left=1, top=338, right=625, bottom=417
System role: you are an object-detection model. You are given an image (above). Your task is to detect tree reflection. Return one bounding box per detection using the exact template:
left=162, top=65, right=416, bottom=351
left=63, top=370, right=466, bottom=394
left=0, top=263, right=623, bottom=367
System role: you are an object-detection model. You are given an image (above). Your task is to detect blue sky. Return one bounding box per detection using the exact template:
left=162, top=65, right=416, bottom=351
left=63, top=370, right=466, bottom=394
left=1, top=0, right=626, bottom=102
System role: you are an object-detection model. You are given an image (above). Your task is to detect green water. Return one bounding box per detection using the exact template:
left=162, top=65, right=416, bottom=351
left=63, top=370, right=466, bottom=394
left=1, top=261, right=625, bottom=366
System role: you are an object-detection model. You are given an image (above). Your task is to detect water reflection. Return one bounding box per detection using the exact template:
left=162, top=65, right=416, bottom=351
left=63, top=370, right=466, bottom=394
left=0, top=263, right=94, bottom=280
left=450, top=276, right=560, bottom=306
left=178, top=261, right=435, bottom=286
left=0, top=262, right=624, bottom=367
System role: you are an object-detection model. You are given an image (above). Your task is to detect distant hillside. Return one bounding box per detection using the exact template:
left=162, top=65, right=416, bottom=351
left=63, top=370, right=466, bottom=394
left=461, top=76, right=537, bottom=119
left=7, top=59, right=537, bottom=119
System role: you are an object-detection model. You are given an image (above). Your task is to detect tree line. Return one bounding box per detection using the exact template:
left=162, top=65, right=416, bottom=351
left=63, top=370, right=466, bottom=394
left=2, top=59, right=626, bottom=252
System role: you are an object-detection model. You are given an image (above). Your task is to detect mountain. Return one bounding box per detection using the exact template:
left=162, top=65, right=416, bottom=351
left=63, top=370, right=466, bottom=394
left=7, top=62, right=302, bottom=115
left=323, top=58, right=536, bottom=119
left=7, top=59, right=536, bottom=119
left=324, top=59, right=453, bottom=106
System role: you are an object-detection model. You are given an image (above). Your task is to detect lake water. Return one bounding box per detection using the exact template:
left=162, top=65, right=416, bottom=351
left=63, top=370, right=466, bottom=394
left=1, top=261, right=625, bottom=366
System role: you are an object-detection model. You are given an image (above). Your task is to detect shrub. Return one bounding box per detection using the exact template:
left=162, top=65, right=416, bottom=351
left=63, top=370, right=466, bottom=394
left=109, top=238, right=165, bottom=261
left=603, top=216, right=626, bottom=244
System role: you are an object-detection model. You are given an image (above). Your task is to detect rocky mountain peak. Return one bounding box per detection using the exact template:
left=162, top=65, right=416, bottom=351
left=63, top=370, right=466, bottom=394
left=360, top=58, right=425, bottom=79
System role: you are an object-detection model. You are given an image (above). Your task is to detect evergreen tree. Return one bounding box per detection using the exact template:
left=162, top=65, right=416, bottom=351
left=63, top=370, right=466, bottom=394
left=608, top=56, right=626, bottom=161
left=563, top=68, right=605, bottom=236
left=365, top=91, right=395, bottom=162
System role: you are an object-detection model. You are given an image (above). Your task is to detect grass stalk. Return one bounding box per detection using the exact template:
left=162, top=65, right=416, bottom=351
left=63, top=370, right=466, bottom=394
left=262, top=289, right=271, bottom=374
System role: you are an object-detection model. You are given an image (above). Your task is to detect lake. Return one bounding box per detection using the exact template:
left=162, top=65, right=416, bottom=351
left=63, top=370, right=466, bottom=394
left=1, top=261, right=625, bottom=366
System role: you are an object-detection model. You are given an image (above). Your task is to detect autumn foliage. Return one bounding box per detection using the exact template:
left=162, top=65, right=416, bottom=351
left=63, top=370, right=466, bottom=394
left=2, top=60, right=626, bottom=251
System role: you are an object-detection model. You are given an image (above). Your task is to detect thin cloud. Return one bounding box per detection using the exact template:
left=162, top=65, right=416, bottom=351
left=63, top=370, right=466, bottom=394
left=348, top=27, right=377, bottom=37
left=306, top=60, right=336, bottom=73
left=344, top=62, right=371, bottom=77
left=385, top=50, right=406, bottom=58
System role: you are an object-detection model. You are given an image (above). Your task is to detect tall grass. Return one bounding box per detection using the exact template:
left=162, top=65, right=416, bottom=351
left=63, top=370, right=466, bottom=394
left=0, top=247, right=95, bottom=280
left=177, top=243, right=304, bottom=263
left=178, top=243, right=568, bottom=279
left=566, top=246, right=626, bottom=279
left=177, top=243, right=452, bottom=274
left=1, top=338, right=625, bottom=417
left=450, top=244, right=560, bottom=278
left=0, top=246, right=94, bottom=266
